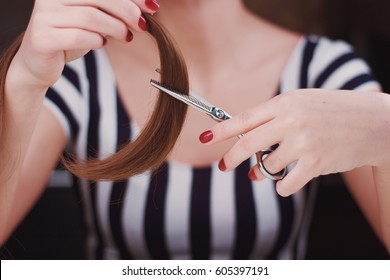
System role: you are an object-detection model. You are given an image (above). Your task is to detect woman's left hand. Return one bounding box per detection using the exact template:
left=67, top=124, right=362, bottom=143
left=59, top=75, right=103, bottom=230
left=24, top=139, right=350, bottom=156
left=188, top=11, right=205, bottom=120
left=200, top=89, right=390, bottom=196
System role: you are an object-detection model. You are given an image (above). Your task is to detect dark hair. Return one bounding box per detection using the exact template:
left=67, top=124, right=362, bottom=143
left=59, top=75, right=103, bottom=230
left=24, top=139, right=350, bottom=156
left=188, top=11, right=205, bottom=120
left=0, top=15, right=189, bottom=181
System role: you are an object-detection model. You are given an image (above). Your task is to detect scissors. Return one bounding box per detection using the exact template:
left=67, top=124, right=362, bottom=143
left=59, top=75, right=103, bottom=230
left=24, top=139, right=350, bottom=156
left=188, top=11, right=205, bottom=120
left=150, top=77, right=287, bottom=181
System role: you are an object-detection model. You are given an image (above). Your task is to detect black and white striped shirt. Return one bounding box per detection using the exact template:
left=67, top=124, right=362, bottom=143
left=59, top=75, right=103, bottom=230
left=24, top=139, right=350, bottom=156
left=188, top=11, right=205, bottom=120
left=44, top=35, right=380, bottom=260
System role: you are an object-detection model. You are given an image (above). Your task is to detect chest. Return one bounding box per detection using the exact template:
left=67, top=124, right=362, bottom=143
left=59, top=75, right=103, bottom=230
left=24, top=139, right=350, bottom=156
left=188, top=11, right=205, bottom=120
left=105, top=55, right=283, bottom=167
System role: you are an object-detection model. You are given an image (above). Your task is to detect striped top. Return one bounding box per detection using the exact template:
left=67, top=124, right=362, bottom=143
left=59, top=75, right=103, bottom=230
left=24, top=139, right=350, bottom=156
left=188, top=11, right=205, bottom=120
left=44, top=35, right=380, bottom=260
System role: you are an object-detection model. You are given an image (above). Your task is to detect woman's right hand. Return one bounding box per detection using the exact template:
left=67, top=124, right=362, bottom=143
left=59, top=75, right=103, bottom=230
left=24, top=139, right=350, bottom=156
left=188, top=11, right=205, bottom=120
left=13, top=0, right=159, bottom=90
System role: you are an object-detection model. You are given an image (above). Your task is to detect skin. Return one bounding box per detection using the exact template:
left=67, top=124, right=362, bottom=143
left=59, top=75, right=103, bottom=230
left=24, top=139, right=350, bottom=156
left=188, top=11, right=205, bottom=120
left=1, top=0, right=157, bottom=246
left=206, top=89, right=390, bottom=252
left=1, top=0, right=389, bottom=255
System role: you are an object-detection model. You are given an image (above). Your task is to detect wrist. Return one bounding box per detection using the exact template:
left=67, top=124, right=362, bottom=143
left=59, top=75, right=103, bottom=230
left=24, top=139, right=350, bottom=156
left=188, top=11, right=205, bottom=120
left=2, top=33, right=50, bottom=97
left=5, top=52, right=50, bottom=97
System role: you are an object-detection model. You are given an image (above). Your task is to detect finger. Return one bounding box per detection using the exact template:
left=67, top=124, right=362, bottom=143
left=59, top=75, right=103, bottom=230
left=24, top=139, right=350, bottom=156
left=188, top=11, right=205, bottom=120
left=65, top=49, right=92, bottom=62
left=65, top=0, right=149, bottom=32
left=275, top=160, right=315, bottom=197
left=219, top=120, right=282, bottom=171
left=247, top=144, right=296, bottom=180
left=133, top=0, right=160, bottom=13
left=201, top=98, right=278, bottom=144
left=261, top=143, right=295, bottom=175
left=52, top=6, right=131, bottom=43
left=248, top=164, right=266, bottom=181
left=43, top=28, right=105, bottom=52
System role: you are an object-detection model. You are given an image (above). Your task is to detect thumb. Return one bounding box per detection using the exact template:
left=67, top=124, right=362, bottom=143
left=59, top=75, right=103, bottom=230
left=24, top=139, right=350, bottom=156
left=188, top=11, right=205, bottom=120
left=64, top=49, right=92, bottom=63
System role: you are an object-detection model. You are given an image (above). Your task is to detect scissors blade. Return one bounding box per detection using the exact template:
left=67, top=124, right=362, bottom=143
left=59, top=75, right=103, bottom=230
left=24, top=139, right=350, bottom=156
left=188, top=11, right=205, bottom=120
left=150, top=79, right=213, bottom=115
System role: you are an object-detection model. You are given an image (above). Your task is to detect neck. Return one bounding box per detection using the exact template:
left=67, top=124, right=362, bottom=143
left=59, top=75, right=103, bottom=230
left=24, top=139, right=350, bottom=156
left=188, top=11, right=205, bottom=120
left=156, top=0, right=246, bottom=38
left=157, top=3, right=247, bottom=56
left=153, top=0, right=253, bottom=83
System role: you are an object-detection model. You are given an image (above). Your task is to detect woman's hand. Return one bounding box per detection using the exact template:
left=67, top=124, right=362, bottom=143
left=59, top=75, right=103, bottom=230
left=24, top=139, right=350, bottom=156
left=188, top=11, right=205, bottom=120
left=12, top=0, right=159, bottom=90
left=200, top=89, right=390, bottom=196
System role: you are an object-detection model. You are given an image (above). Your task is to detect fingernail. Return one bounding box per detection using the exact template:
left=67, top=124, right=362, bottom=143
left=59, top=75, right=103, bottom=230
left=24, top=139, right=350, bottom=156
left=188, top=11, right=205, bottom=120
left=199, top=130, right=213, bottom=143
left=126, top=31, right=133, bottom=42
left=218, top=159, right=226, bottom=171
left=138, top=16, right=149, bottom=31
left=145, top=0, right=160, bottom=12
left=248, top=169, right=257, bottom=180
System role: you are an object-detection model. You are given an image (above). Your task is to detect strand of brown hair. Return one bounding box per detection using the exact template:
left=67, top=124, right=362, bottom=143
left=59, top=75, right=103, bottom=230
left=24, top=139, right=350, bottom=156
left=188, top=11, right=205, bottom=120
left=0, top=16, right=189, bottom=182
left=62, top=15, right=189, bottom=181
left=0, top=33, right=25, bottom=180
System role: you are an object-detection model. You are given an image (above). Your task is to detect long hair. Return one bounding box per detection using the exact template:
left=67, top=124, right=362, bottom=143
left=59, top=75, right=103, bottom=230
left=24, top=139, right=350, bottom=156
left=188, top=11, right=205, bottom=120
left=0, top=15, right=189, bottom=181
left=0, top=33, right=25, bottom=177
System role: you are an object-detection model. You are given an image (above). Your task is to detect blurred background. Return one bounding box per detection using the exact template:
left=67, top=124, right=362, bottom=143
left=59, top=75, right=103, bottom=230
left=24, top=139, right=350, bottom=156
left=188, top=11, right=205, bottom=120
left=1, top=0, right=389, bottom=259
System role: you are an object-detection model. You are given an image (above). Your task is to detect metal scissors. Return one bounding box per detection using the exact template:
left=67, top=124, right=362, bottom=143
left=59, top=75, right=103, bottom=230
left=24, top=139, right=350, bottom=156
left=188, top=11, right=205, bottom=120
left=150, top=78, right=287, bottom=181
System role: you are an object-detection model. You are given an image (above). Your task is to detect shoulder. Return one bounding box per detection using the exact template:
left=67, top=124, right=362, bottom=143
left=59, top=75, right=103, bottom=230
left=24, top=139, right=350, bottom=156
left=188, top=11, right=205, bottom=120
left=64, top=49, right=112, bottom=90
left=286, top=35, right=380, bottom=90
left=47, top=49, right=115, bottom=100
left=303, top=35, right=354, bottom=54
left=43, top=49, right=115, bottom=143
left=293, top=35, right=358, bottom=74
left=302, top=35, right=357, bottom=72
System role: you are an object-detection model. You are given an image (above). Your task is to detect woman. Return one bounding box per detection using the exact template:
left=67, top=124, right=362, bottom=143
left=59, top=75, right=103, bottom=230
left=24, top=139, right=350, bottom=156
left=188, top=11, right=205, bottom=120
left=1, top=0, right=389, bottom=259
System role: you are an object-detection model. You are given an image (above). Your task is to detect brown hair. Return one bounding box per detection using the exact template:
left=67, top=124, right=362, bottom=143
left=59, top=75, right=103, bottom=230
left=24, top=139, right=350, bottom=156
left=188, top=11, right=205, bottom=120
left=0, top=33, right=25, bottom=177
left=0, top=15, right=189, bottom=181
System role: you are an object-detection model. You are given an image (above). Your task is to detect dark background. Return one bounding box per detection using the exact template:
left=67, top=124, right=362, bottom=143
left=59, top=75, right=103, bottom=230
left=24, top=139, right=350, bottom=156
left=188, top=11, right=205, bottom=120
left=1, top=0, right=389, bottom=259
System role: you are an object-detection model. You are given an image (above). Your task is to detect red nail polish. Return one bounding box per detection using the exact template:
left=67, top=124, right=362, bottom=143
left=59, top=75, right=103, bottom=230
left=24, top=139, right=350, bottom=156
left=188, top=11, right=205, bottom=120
left=138, top=16, right=149, bottom=31
left=248, top=169, right=257, bottom=180
left=199, top=130, right=213, bottom=143
left=126, top=31, right=133, bottom=42
left=145, top=0, right=159, bottom=12
left=218, top=159, right=226, bottom=171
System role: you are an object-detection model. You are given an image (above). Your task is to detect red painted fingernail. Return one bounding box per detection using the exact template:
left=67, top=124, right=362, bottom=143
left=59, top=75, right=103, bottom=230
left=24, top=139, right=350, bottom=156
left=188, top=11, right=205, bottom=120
left=248, top=169, right=257, bottom=180
left=138, top=16, right=149, bottom=31
left=218, top=159, right=226, bottom=171
left=145, top=0, right=159, bottom=12
left=126, top=31, right=133, bottom=42
left=199, top=130, right=213, bottom=143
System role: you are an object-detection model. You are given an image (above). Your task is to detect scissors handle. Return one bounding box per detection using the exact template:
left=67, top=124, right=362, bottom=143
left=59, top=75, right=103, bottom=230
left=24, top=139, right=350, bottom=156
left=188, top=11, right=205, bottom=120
left=236, top=134, right=287, bottom=180
left=256, top=149, right=287, bottom=181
